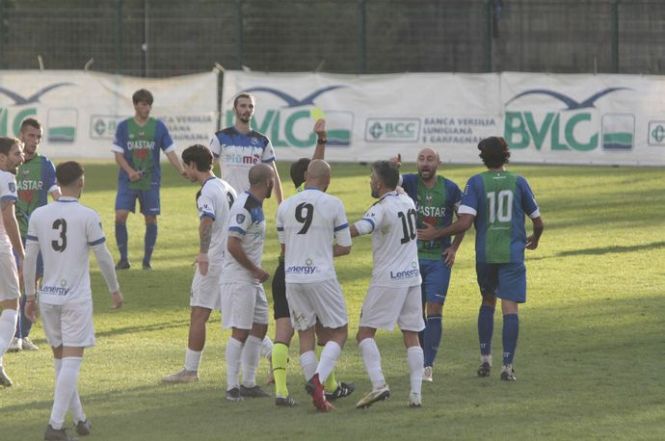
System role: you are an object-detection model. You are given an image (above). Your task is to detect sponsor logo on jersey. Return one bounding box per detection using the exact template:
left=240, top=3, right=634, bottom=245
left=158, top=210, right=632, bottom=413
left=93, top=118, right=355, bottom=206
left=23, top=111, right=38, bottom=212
left=418, top=205, right=446, bottom=217
left=41, top=285, right=71, bottom=296
left=286, top=257, right=317, bottom=275
left=390, top=267, right=419, bottom=280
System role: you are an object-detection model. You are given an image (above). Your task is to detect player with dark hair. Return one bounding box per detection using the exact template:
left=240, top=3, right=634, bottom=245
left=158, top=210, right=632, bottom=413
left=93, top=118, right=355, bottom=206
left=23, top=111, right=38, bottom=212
left=112, top=88, right=185, bottom=270
left=418, top=136, right=544, bottom=381
left=9, top=118, right=60, bottom=353
left=162, top=144, right=237, bottom=384
left=24, top=161, right=122, bottom=440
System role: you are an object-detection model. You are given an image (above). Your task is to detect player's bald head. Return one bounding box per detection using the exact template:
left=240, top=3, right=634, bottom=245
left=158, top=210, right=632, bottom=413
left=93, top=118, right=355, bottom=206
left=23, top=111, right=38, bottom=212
left=248, top=163, right=274, bottom=186
left=306, top=159, right=331, bottom=180
left=418, top=147, right=440, bottom=162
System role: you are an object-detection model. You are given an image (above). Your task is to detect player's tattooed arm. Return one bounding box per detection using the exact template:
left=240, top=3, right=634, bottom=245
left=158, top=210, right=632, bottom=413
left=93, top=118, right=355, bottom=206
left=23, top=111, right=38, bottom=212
left=1, top=199, right=24, bottom=261
left=197, top=217, right=213, bottom=276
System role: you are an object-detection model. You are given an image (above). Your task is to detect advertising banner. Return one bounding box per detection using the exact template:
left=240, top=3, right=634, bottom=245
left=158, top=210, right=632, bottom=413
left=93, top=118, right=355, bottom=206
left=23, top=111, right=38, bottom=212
left=223, top=70, right=665, bottom=166
left=0, top=70, right=218, bottom=158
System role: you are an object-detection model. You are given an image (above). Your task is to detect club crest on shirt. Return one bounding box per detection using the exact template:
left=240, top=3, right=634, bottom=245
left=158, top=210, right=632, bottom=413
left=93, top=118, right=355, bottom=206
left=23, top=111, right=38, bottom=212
left=236, top=214, right=245, bottom=224
left=8, top=182, right=15, bottom=192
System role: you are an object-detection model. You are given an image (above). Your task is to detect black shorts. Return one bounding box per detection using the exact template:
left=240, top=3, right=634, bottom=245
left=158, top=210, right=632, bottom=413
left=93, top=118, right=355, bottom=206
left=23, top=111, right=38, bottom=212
left=271, top=258, right=290, bottom=319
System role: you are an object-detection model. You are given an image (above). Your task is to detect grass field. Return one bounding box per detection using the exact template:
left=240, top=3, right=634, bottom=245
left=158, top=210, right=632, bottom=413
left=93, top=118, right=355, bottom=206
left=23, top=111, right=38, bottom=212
left=3, top=161, right=665, bottom=441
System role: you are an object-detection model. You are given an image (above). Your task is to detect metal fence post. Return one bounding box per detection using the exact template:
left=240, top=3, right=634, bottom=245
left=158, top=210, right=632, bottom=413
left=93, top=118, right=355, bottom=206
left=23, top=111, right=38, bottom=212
left=0, top=0, right=5, bottom=69
left=357, top=0, right=366, bottom=74
left=486, top=0, right=493, bottom=72
left=612, top=0, right=620, bottom=73
left=115, top=0, right=124, bottom=74
left=236, top=0, right=244, bottom=69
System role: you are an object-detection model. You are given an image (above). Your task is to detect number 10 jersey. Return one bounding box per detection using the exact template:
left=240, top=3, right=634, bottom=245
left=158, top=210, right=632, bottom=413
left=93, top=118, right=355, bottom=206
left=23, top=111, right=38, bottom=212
left=26, top=197, right=107, bottom=305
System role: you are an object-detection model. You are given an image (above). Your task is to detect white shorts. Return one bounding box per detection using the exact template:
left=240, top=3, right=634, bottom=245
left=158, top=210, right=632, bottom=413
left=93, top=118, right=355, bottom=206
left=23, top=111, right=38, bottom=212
left=0, top=250, right=19, bottom=301
left=359, top=284, right=424, bottom=332
left=40, top=299, right=96, bottom=348
left=190, top=263, right=222, bottom=310
left=220, top=282, right=269, bottom=330
left=286, top=279, right=348, bottom=331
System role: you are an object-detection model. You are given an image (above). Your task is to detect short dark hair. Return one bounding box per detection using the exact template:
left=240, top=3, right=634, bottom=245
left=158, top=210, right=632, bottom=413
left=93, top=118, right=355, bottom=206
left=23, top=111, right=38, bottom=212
left=132, top=89, right=154, bottom=105
left=371, top=160, right=399, bottom=190
left=233, top=93, right=254, bottom=108
left=56, top=161, right=84, bottom=186
left=478, top=136, right=510, bottom=169
left=290, top=158, right=310, bottom=188
left=181, top=144, right=213, bottom=172
left=0, top=137, right=20, bottom=155
left=20, top=118, right=41, bottom=132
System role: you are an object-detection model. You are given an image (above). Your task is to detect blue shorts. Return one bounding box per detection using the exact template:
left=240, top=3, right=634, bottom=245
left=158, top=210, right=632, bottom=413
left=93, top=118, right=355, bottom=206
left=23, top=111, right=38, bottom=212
left=115, top=181, right=161, bottom=215
left=419, top=258, right=451, bottom=305
left=475, top=262, right=526, bottom=303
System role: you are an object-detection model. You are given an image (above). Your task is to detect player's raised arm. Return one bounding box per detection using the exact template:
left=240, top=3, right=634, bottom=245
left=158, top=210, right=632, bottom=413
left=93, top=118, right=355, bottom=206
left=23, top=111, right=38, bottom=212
left=312, top=119, right=327, bottom=160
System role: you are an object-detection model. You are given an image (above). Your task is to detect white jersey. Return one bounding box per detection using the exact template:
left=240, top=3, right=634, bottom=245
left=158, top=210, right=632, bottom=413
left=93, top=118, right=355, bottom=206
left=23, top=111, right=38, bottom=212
left=354, top=191, right=421, bottom=287
left=196, top=177, right=237, bottom=265
left=277, top=188, right=352, bottom=283
left=0, top=169, right=18, bottom=248
left=209, top=127, right=276, bottom=193
left=222, top=191, right=266, bottom=284
left=26, top=197, right=106, bottom=305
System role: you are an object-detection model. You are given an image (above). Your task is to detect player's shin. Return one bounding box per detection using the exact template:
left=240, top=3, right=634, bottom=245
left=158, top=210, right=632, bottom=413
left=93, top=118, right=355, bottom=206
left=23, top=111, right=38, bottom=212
left=272, top=342, right=289, bottom=397
left=240, top=335, right=262, bottom=387
left=407, top=345, right=424, bottom=396
left=50, top=357, right=82, bottom=430
left=315, top=341, right=341, bottom=385
left=502, top=314, right=519, bottom=365
left=478, top=305, right=495, bottom=358
left=358, top=338, right=385, bottom=389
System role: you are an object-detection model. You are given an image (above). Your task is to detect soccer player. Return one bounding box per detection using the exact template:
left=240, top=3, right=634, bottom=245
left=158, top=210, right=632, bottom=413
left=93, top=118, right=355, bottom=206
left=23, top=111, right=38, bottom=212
left=112, top=88, right=185, bottom=270
left=0, top=137, right=25, bottom=387
left=276, top=159, right=352, bottom=412
left=221, top=163, right=274, bottom=401
left=351, top=161, right=425, bottom=409
left=209, top=93, right=284, bottom=378
left=9, top=118, right=60, bottom=353
left=161, top=145, right=237, bottom=384
left=397, top=148, right=465, bottom=382
left=23, top=161, right=123, bottom=440
left=418, top=136, right=543, bottom=381
left=270, top=120, right=353, bottom=406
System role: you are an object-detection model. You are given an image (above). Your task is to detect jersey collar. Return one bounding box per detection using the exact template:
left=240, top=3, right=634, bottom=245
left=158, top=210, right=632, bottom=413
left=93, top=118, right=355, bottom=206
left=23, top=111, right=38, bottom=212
left=57, top=196, right=78, bottom=203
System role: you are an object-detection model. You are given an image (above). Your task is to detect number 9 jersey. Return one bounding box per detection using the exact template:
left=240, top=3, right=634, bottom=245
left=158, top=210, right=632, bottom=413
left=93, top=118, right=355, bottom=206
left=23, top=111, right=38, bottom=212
left=26, top=197, right=107, bottom=305
left=458, top=171, right=540, bottom=264
left=276, top=188, right=351, bottom=284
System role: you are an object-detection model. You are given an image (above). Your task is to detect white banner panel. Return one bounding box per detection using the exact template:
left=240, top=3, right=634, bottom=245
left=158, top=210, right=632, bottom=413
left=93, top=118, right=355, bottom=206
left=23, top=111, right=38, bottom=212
left=0, top=70, right=218, bottom=158
left=222, top=70, right=665, bottom=166
left=221, top=71, right=502, bottom=164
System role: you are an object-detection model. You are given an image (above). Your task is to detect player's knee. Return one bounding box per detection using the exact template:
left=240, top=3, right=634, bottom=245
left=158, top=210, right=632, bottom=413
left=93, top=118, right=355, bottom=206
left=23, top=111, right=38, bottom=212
left=426, top=302, right=443, bottom=316
left=144, top=215, right=157, bottom=225
left=481, top=294, right=497, bottom=308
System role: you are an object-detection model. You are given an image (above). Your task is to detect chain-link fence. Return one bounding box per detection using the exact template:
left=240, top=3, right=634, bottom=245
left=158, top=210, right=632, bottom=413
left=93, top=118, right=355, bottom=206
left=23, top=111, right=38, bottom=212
left=0, top=0, right=663, bottom=77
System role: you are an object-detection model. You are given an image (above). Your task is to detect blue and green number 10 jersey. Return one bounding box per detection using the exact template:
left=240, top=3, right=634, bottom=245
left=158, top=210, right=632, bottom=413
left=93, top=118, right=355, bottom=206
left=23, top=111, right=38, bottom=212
left=459, top=171, right=539, bottom=263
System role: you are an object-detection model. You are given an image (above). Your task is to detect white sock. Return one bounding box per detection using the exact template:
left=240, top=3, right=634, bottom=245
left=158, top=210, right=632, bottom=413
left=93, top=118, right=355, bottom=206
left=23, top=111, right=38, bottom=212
left=315, top=341, right=341, bottom=384
left=225, top=337, right=243, bottom=390
left=54, top=358, right=85, bottom=423
left=299, top=350, right=318, bottom=381
left=50, top=357, right=82, bottom=430
left=241, top=335, right=262, bottom=387
left=0, top=309, right=18, bottom=358
left=407, top=345, right=424, bottom=396
left=359, top=338, right=385, bottom=390
left=260, top=336, right=273, bottom=359
left=184, top=349, right=202, bottom=372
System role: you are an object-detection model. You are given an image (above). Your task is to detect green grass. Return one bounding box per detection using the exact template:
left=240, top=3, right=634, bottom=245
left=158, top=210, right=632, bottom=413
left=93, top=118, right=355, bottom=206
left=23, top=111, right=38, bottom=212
left=3, top=161, right=665, bottom=441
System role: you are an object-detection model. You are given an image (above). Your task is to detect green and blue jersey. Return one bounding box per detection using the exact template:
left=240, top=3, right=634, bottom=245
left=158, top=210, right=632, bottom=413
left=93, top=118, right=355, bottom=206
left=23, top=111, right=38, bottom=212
left=15, top=154, right=57, bottom=237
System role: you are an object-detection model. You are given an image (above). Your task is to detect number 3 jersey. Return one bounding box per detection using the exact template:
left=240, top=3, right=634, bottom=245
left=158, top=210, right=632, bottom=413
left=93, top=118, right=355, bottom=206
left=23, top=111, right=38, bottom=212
left=276, top=188, right=351, bottom=284
left=458, top=171, right=540, bottom=264
left=354, top=191, right=422, bottom=287
left=26, top=197, right=106, bottom=305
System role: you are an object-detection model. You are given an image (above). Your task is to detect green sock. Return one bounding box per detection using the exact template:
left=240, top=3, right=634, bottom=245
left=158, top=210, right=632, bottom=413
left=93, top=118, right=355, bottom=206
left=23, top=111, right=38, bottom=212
left=324, top=368, right=338, bottom=392
left=272, top=343, right=289, bottom=398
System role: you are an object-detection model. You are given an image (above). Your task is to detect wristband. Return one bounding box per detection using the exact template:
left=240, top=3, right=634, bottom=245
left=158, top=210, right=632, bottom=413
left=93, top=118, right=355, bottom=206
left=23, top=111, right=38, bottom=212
left=317, top=138, right=327, bottom=144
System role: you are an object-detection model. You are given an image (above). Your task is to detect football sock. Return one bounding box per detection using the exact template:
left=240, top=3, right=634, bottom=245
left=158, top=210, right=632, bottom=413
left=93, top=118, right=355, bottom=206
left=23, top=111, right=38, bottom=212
left=143, top=223, right=158, bottom=265
left=272, top=342, right=289, bottom=397
left=358, top=338, right=385, bottom=389
left=18, top=294, right=34, bottom=338
left=478, top=305, right=495, bottom=356
left=0, top=309, right=18, bottom=358
left=260, top=336, right=273, bottom=359
left=54, top=359, right=85, bottom=423
left=300, top=350, right=318, bottom=381
left=423, top=314, right=442, bottom=367
left=115, top=222, right=128, bottom=262
left=184, top=348, right=202, bottom=372
left=225, top=337, right=243, bottom=390
left=316, top=341, right=341, bottom=385
left=324, top=368, right=338, bottom=392
left=502, top=314, right=519, bottom=365
left=241, top=335, right=262, bottom=387
left=50, top=357, right=82, bottom=430
left=407, top=345, right=424, bottom=396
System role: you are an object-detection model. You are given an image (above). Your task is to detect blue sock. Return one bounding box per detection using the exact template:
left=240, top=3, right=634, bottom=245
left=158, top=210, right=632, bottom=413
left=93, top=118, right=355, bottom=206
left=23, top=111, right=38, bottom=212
left=115, top=222, right=128, bottom=262
left=423, top=314, right=442, bottom=367
left=16, top=294, right=32, bottom=338
left=144, top=223, right=158, bottom=265
left=478, top=305, right=495, bottom=356
left=502, top=314, right=519, bottom=365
